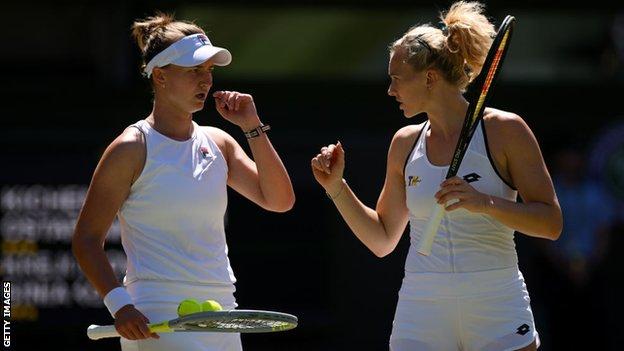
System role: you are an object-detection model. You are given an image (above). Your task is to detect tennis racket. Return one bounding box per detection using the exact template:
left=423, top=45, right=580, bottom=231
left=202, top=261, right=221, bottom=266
left=87, top=309, right=298, bottom=340
left=416, top=15, right=516, bottom=256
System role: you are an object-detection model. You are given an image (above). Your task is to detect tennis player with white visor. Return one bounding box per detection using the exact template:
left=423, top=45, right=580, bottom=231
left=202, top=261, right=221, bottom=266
left=73, top=13, right=295, bottom=351
left=143, top=33, right=232, bottom=77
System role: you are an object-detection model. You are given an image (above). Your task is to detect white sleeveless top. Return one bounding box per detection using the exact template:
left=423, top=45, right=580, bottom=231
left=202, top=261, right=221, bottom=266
left=404, top=120, right=519, bottom=273
left=118, top=120, right=236, bottom=286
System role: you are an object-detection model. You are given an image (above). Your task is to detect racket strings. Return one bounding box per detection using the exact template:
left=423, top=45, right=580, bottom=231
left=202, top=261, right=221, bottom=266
left=186, top=318, right=292, bottom=330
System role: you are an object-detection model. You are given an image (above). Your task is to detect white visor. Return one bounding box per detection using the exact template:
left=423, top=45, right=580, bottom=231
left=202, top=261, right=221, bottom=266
left=144, top=33, right=232, bottom=77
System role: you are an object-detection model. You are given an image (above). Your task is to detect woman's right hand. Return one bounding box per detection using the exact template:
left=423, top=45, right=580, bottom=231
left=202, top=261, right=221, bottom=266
left=311, top=142, right=345, bottom=196
left=114, top=305, right=159, bottom=340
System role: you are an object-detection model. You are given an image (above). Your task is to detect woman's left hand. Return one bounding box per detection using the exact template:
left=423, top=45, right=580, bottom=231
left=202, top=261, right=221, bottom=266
left=213, top=91, right=261, bottom=130
left=435, top=176, right=492, bottom=213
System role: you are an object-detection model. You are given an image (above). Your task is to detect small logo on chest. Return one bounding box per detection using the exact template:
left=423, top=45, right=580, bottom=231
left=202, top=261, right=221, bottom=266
left=407, top=175, right=422, bottom=187
left=462, top=172, right=482, bottom=183
left=200, top=146, right=212, bottom=159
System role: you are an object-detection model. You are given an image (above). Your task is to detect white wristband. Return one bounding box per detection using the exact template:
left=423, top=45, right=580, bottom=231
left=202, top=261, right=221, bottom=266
left=103, top=287, right=133, bottom=317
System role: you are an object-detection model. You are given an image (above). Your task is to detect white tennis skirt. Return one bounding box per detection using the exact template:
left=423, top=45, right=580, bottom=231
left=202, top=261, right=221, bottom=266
left=120, top=280, right=242, bottom=351
left=390, top=267, right=539, bottom=351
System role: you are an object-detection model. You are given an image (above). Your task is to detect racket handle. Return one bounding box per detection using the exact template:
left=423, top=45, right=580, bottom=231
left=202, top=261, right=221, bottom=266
left=416, top=203, right=445, bottom=256
left=87, top=324, right=120, bottom=340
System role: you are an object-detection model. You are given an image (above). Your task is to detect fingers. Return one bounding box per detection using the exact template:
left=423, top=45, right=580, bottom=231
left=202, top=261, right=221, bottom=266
left=115, top=308, right=159, bottom=340
left=212, top=91, right=252, bottom=111
left=311, top=155, right=329, bottom=174
left=435, top=176, right=484, bottom=212
left=440, top=176, right=464, bottom=187
left=335, top=141, right=345, bottom=163
left=444, top=199, right=464, bottom=211
left=437, top=191, right=464, bottom=205
left=214, top=95, right=227, bottom=110
left=226, top=93, right=237, bottom=110
left=311, top=141, right=342, bottom=174
left=137, top=316, right=153, bottom=339
left=312, top=153, right=331, bottom=174
left=322, top=145, right=334, bottom=165
left=435, top=183, right=465, bottom=201
left=117, top=323, right=143, bottom=340
left=435, top=180, right=468, bottom=205
left=235, top=94, right=242, bottom=111
left=139, top=315, right=159, bottom=339
left=122, top=322, right=155, bottom=340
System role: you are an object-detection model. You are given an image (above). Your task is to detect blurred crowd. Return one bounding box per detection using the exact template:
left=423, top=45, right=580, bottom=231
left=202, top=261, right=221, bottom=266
left=531, top=133, right=624, bottom=350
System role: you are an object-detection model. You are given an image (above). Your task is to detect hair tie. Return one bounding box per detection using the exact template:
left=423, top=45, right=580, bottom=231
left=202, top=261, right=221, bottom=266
left=439, top=22, right=449, bottom=36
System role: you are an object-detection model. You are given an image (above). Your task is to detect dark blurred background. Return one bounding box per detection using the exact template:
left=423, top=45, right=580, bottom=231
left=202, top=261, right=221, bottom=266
left=2, top=1, right=624, bottom=350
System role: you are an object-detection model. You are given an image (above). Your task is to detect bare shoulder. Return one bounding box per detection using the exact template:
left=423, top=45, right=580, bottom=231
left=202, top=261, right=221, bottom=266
left=202, top=126, right=230, bottom=141
left=91, top=126, right=146, bottom=185
left=201, top=126, right=232, bottom=156
left=392, top=123, right=426, bottom=148
left=483, top=108, right=543, bottom=168
left=106, top=126, right=145, bottom=162
left=388, top=122, right=426, bottom=169
left=483, top=108, right=532, bottom=138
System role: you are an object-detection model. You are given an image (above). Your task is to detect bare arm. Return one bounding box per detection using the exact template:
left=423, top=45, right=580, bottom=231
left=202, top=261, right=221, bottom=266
left=72, top=129, right=143, bottom=297
left=212, top=91, right=295, bottom=212
left=489, top=114, right=562, bottom=239
left=436, top=113, right=562, bottom=239
left=72, top=128, right=156, bottom=340
left=311, top=126, right=418, bottom=257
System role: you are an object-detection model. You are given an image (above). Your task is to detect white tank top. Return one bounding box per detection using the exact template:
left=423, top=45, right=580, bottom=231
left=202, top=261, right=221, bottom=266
left=118, top=120, right=236, bottom=286
left=404, top=120, right=519, bottom=273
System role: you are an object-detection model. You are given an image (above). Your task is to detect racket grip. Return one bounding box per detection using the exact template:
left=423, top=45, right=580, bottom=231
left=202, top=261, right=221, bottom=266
left=87, top=324, right=120, bottom=340
left=416, top=203, right=445, bottom=256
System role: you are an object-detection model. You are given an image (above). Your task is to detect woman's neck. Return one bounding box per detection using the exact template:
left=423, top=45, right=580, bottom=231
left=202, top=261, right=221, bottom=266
left=425, top=88, right=469, bottom=140
left=148, top=98, right=194, bottom=141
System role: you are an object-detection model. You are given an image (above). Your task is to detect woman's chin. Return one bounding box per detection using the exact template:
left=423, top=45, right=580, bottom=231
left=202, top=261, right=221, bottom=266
left=190, top=102, right=205, bottom=113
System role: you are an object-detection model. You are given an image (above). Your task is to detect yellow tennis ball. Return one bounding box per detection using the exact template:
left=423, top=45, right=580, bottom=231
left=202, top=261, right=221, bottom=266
left=177, top=298, right=202, bottom=317
left=201, top=299, right=223, bottom=312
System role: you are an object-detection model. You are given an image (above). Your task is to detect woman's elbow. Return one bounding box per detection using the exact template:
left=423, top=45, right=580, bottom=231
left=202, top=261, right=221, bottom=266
left=267, top=194, right=296, bottom=213
left=549, top=222, right=563, bottom=241
left=283, top=193, right=296, bottom=211
left=71, top=231, right=87, bottom=259
left=546, top=211, right=563, bottom=241
left=71, top=230, right=100, bottom=260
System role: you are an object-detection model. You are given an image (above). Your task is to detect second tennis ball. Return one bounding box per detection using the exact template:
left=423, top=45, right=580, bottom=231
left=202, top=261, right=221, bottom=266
left=201, top=299, right=223, bottom=312
left=177, top=298, right=202, bottom=316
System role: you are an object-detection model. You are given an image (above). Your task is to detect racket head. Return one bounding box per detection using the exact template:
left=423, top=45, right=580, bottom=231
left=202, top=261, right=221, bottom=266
left=168, top=310, right=298, bottom=333
left=446, top=15, right=516, bottom=178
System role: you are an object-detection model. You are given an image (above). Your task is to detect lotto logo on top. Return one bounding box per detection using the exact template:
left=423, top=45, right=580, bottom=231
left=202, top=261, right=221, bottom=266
left=462, top=172, right=482, bottom=183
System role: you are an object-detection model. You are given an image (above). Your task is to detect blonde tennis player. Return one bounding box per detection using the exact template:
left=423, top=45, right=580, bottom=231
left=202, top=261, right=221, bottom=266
left=311, top=2, right=561, bottom=350
left=72, top=13, right=294, bottom=351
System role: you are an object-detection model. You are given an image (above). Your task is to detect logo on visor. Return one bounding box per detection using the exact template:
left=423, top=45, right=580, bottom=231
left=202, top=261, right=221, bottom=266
left=197, top=35, right=210, bottom=46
